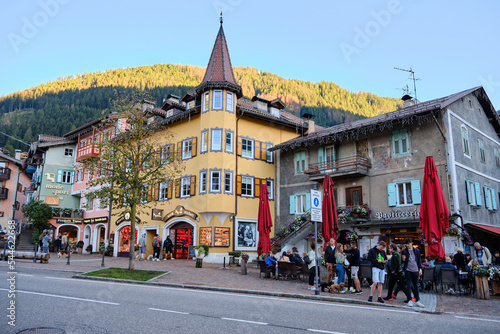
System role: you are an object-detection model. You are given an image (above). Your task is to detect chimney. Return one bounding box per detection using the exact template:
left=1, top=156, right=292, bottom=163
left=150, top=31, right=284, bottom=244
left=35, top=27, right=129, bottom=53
left=15, top=149, right=21, bottom=160
left=402, top=94, right=415, bottom=108
left=301, top=112, right=315, bottom=134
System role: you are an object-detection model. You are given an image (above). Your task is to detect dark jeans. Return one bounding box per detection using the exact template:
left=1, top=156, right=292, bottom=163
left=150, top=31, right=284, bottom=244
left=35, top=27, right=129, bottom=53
left=153, top=247, right=160, bottom=258
left=405, top=270, right=420, bottom=301
left=309, top=266, right=318, bottom=286
left=387, top=272, right=410, bottom=300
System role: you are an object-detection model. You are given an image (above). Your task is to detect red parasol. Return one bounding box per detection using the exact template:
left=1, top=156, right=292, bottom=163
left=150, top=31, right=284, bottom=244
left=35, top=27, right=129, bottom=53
left=257, top=183, right=273, bottom=255
left=419, top=156, right=449, bottom=260
left=322, top=174, right=339, bottom=242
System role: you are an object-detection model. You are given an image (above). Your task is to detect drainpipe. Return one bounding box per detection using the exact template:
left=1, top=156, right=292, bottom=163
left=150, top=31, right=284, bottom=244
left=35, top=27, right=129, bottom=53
left=445, top=108, right=461, bottom=227
left=235, top=109, right=244, bottom=223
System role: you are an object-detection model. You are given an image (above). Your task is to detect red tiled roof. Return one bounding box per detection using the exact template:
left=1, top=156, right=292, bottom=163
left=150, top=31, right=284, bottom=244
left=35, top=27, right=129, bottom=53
left=39, top=135, right=65, bottom=142
left=201, top=24, right=238, bottom=86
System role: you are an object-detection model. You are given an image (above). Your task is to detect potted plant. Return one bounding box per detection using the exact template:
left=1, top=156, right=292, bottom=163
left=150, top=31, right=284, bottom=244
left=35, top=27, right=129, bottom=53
left=472, top=265, right=491, bottom=299
left=490, top=269, right=500, bottom=296
left=86, top=244, right=92, bottom=254
left=73, top=209, right=84, bottom=218
left=194, top=244, right=209, bottom=268
left=240, top=253, right=249, bottom=275
left=52, top=207, right=61, bottom=217
left=76, top=241, right=84, bottom=253
left=62, top=208, right=73, bottom=217
left=105, top=245, right=113, bottom=256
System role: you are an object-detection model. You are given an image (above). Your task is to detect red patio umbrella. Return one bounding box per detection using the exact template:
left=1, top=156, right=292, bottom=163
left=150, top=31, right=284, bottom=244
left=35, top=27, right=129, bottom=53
left=257, top=183, right=273, bottom=255
left=322, top=174, right=339, bottom=242
left=419, top=156, right=449, bottom=260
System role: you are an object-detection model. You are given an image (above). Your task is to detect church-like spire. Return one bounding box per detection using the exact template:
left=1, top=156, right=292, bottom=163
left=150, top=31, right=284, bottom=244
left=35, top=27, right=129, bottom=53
left=197, top=17, right=242, bottom=97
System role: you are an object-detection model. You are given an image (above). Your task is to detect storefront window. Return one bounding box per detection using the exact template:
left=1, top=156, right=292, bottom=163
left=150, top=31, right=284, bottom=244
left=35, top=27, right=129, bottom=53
left=119, top=226, right=138, bottom=252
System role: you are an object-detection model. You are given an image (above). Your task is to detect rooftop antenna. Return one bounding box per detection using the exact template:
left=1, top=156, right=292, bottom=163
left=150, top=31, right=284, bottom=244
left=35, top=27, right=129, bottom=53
left=220, top=11, right=223, bottom=24
left=394, top=67, right=420, bottom=102
left=396, top=84, right=410, bottom=96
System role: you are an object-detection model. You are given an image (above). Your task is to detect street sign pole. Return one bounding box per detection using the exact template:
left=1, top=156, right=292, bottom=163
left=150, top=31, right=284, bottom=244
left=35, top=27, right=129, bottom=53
left=310, top=189, right=322, bottom=295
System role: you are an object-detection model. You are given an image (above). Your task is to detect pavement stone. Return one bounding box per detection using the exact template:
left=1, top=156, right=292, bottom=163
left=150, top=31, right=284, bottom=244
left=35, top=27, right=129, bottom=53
left=3, top=253, right=500, bottom=319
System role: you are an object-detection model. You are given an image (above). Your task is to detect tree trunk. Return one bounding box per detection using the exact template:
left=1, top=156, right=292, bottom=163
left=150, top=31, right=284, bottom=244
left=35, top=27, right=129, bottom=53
left=128, top=201, right=137, bottom=271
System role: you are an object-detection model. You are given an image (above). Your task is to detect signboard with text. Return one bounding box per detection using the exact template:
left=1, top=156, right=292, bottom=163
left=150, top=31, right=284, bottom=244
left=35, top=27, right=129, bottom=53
left=310, top=189, right=322, bottom=222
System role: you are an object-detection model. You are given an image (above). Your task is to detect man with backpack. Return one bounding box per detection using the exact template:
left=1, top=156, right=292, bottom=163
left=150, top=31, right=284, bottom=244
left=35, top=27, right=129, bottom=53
left=384, top=244, right=410, bottom=301
left=152, top=234, right=161, bottom=261
left=402, top=238, right=425, bottom=307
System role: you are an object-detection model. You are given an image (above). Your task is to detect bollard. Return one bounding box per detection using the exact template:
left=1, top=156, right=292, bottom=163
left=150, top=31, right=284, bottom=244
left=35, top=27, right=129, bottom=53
left=66, top=244, right=71, bottom=265
left=33, top=242, right=37, bottom=263
left=101, top=246, right=105, bottom=267
left=2, top=241, right=7, bottom=261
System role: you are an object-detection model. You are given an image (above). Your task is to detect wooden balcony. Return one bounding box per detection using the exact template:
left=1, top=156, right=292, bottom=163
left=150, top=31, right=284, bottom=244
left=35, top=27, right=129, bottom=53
left=0, top=167, right=11, bottom=180
left=0, top=188, right=8, bottom=199
left=76, top=145, right=101, bottom=162
left=304, top=156, right=371, bottom=181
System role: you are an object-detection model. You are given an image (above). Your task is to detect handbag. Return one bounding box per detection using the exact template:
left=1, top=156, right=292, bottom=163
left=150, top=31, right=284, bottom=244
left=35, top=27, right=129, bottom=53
left=344, top=258, right=350, bottom=266
left=303, top=255, right=312, bottom=265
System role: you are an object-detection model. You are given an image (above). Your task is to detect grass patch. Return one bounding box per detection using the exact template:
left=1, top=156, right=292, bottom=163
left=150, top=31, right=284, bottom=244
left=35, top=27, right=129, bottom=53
left=82, top=267, right=166, bottom=281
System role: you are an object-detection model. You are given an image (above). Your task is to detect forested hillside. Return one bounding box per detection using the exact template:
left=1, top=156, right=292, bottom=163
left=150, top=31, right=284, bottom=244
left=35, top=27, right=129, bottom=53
left=0, top=64, right=402, bottom=149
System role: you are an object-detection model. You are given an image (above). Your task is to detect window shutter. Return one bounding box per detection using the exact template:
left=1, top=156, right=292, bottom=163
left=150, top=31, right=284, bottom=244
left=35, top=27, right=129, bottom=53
left=466, top=180, right=473, bottom=204
left=392, top=131, right=399, bottom=154
left=261, top=143, right=267, bottom=160
left=401, top=128, right=409, bottom=153
left=56, top=170, right=62, bottom=183
left=148, top=184, right=153, bottom=202
left=305, top=192, right=311, bottom=211
left=411, top=180, right=421, bottom=205
left=254, top=178, right=261, bottom=198
left=491, top=188, right=498, bottom=211
left=474, top=182, right=482, bottom=206
left=167, top=180, right=173, bottom=199
left=254, top=141, right=261, bottom=160
left=177, top=142, right=182, bottom=160
left=484, top=186, right=491, bottom=209
left=236, top=175, right=242, bottom=195
left=289, top=195, right=296, bottom=214
left=190, top=175, right=196, bottom=196
left=387, top=183, right=397, bottom=206
left=318, top=147, right=324, bottom=167
left=154, top=183, right=159, bottom=201
left=237, top=136, right=242, bottom=156
left=175, top=179, right=180, bottom=198
left=70, top=171, right=75, bottom=184
left=192, top=137, right=197, bottom=157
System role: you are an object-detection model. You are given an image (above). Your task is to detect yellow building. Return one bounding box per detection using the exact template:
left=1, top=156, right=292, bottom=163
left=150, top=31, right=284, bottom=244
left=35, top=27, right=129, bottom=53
left=110, top=22, right=306, bottom=262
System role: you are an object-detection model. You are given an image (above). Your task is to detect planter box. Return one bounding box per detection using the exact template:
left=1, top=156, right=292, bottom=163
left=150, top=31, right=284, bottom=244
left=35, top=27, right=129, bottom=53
left=492, top=281, right=500, bottom=296
left=475, top=276, right=490, bottom=299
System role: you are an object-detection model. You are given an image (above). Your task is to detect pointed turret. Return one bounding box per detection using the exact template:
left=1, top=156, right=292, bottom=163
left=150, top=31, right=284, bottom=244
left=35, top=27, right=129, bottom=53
left=196, top=20, right=242, bottom=98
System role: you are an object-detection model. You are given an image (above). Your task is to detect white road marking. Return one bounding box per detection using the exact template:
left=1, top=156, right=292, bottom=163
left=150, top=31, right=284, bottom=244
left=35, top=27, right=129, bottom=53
left=308, top=329, right=347, bottom=334
left=221, top=317, right=268, bottom=325
left=455, top=316, right=500, bottom=323
left=16, top=274, right=33, bottom=277
left=149, top=308, right=189, bottom=315
left=0, top=288, right=119, bottom=305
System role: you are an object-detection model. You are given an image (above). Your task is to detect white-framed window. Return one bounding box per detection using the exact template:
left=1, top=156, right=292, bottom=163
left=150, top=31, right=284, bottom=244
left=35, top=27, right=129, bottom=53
left=266, top=179, right=274, bottom=200
left=495, top=148, right=500, bottom=169
left=295, top=151, right=307, bottom=174
left=57, top=169, right=74, bottom=184
left=166, top=110, right=173, bottom=117
left=200, top=170, right=207, bottom=194
left=387, top=180, right=421, bottom=207
left=201, top=130, right=208, bottom=153
left=461, top=125, right=470, bottom=157
left=266, top=143, right=273, bottom=162
left=242, top=138, right=254, bottom=159
left=210, top=170, right=221, bottom=193
left=289, top=193, right=309, bottom=215
left=225, top=130, right=234, bottom=153
left=393, top=128, right=409, bottom=156
left=465, top=180, right=482, bottom=206
left=483, top=186, right=498, bottom=211
left=64, top=148, right=73, bottom=157
left=211, top=129, right=222, bottom=151
left=85, top=197, right=93, bottom=211
left=226, top=92, right=234, bottom=112
left=77, top=167, right=83, bottom=182
left=213, top=90, right=222, bottom=109
left=181, top=177, right=191, bottom=198
left=182, top=139, right=193, bottom=160
left=159, top=181, right=169, bottom=200
left=478, top=139, right=485, bottom=163
left=99, top=197, right=108, bottom=209
left=241, top=176, right=253, bottom=197
left=187, top=101, right=195, bottom=109
left=203, top=92, right=209, bottom=112
left=224, top=170, right=233, bottom=194
left=140, top=183, right=149, bottom=204
left=161, top=145, right=172, bottom=164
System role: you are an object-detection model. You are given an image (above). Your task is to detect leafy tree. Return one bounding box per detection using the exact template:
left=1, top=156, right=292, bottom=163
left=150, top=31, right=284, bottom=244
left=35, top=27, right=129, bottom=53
left=79, top=94, right=183, bottom=270
left=21, top=201, right=52, bottom=243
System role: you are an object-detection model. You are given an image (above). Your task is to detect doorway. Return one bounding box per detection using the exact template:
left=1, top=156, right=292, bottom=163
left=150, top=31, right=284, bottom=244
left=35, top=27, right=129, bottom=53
left=146, top=230, right=155, bottom=257
left=170, top=222, right=193, bottom=259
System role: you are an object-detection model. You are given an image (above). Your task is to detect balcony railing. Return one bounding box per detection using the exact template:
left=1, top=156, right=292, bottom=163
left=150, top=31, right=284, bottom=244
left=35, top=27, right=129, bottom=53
left=76, top=145, right=101, bottom=162
left=0, top=168, right=11, bottom=180
left=0, top=188, right=8, bottom=199
left=304, top=156, right=371, bottom=180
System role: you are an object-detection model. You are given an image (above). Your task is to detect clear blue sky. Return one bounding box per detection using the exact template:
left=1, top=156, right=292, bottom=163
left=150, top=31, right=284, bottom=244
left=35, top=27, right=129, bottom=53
left=1, top=1, right=500, bottom=109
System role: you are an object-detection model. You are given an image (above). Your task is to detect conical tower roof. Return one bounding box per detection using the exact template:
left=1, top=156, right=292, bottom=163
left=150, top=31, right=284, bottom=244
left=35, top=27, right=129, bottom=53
left=196, top=22, right=242, bottom=97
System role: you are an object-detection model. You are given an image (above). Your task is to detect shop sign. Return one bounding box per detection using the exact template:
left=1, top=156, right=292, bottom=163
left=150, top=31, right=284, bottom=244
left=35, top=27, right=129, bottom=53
left=56, top=218, right=82, bottom=224
left=45, top=184, right=69, bottom=195
left=151, top=209, right=163, bottom=221
left=115, top=213, right=141, bottom=226
left=83, top=217, right=109, bottom=224
left=375, top=209, right=420, bottom=220
left=163, top=205, right=197, bottom=222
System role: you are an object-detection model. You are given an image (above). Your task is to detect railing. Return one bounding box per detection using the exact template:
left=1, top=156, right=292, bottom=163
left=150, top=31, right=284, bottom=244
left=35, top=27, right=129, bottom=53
left=76, top=144, right=101, bottom=162
left=0, top=188, right=8, bottom=199
left=304, top=156, right=371, bottom=178
left=272, top=212, right=312, bottom=247
left=0, top=168, right=11, bottom=180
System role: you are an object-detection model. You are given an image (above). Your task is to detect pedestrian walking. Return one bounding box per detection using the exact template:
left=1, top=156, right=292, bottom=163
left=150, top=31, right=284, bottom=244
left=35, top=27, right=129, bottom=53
left=402, top=238, right=425, bottom=308
left=152, top=234, right=161, bottom=261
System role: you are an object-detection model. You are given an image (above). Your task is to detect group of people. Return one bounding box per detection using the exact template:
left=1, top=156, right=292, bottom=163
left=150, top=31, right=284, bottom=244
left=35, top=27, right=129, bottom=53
left=263, top=247, right=305, bottom=278
left=137, top=233, right=174, bottom=261
left=38, top=230, right=69, bottom=254
left=322, top=238, right=362, bottom=294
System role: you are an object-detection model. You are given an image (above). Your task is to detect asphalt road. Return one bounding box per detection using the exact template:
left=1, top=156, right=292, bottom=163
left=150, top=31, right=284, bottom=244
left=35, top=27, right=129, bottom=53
left=1, top=268, right=499, bottom=334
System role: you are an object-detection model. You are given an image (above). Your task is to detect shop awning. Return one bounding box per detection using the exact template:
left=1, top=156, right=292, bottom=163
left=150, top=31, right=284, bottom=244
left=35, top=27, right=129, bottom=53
left=466, top=223, right=500, bottom=236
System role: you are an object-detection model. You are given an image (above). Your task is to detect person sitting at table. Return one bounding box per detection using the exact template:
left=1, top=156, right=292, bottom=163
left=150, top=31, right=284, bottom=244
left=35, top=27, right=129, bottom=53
left=287, top=249, right=294, bottom=262
left=438, top=256, right=459, bottom=294
left=452, top=248, right=466, bottom=271
left=493, top=251, right=500, bottom=265
left=265, top=251, right=277, bottom=276
left=422, top=256, right=432, bottom=268
left=279, top=251, right=289, bottom=262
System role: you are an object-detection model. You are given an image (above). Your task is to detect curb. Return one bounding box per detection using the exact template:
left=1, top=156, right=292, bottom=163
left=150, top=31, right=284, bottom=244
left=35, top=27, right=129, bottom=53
left=73, top=273, right=436, bottom=314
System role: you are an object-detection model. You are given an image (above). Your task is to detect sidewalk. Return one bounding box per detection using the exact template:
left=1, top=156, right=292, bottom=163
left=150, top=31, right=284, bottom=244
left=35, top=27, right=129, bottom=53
left=4, top=253, right=500, bottom=319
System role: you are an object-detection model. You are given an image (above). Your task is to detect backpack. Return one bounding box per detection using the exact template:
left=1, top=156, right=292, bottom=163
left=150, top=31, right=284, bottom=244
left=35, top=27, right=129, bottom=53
left=303, top=255, right=312, bottom=265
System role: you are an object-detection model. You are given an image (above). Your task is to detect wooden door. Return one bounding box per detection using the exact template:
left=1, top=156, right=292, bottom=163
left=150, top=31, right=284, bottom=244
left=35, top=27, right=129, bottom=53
left=346, top=186, right=362, bottom=206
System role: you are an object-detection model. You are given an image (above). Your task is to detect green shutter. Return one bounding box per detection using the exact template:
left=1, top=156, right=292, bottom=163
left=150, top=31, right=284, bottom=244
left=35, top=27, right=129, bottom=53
left=466, top=180, right=473, bottom=204
left=70, top=171, right=75, bottom=184
left=318, top=147, right=324, bottom=167
left=491, top=188, right=498, bottom=211
left=387, top=183, right=397, bottom=206
left=411, top=180, right=421, bottom=205
left=305, top=192, right=311, bottom=212
left=484, top=186, right=491, bottom=209
left=56, top=170, right=62, bottom=183
left=474, top=182, right=482, bottom=206
left=400, top=128, right=409, bottom=153
left=393, top=131, right=400, bottom=155
left=289, top=195, right=296, bottom=214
